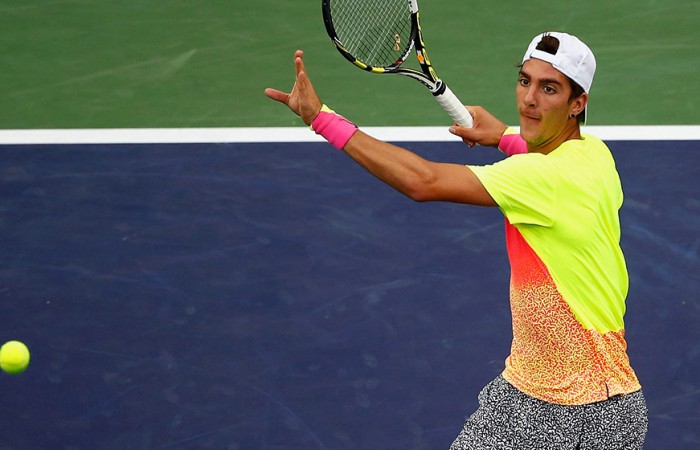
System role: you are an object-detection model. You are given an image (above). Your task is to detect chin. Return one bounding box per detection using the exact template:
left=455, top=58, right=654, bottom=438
left=518, top=125, right=538, bottom=144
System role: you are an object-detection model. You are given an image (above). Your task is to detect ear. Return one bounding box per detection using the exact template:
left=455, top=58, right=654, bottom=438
left=570, top=93, right=588, bottom=117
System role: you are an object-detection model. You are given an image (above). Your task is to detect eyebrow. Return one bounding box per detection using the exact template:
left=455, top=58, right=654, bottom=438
left=519, top=69, right=564, bottom=87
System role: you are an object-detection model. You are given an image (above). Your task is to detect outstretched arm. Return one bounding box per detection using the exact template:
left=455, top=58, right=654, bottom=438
left=265, top=50, right=496, bottom=206
left=342, top=131, right=495, bottom=205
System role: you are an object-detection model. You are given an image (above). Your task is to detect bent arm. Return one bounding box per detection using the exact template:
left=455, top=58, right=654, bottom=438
left=343, top=131, right=496, bottom=206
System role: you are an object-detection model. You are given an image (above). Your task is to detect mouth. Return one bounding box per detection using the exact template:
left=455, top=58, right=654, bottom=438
left=519, top=111, right=541, bottom=126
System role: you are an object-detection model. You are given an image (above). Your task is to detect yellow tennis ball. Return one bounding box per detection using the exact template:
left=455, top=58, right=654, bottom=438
left=0, top=340, right=30, bottom=374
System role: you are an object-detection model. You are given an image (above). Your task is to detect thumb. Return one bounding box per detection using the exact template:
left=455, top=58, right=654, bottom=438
left=264, top=88, right=290, bottom=105
left=449, top=123, right=480, bottom=148
left=449, top=123, right=481, bottom=139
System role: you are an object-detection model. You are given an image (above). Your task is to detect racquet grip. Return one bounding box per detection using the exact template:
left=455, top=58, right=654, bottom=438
left=434, top=85, right=474, bottom=128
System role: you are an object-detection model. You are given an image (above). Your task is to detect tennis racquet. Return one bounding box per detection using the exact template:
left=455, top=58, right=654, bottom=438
left=321, top=0, right=474, bottom=128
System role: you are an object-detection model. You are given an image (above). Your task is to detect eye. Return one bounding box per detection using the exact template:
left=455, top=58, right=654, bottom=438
left=543, top=85, right=557, bottom=94
left=518, top=78, right=530, bottom=87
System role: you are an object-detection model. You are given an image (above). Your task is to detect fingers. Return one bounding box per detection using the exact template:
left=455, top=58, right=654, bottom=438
left=264, top=49, right=322, bottom=125
left=449, top=107, right=483, bottom=147
left=450, top=128, right=477, bottom=148
left=449, top=119, right=480, bottom=144
left=449, top=105, right=507, bottom=148
left=294, top=52, right=311, bottom=96
left=264, top=50, right=305, bottom=105
left=294, top=50, right=305, bottom=77
left=296, top=70, right=315, bottom=100
left=294, top=50, right=309, bottom=92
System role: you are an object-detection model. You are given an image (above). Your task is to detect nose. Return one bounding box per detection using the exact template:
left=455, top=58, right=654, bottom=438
left=522, top=85, right=536, bottom=108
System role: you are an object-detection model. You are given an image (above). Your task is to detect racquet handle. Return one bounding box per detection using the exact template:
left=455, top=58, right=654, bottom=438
left=434, top=85, right=474, bottom=128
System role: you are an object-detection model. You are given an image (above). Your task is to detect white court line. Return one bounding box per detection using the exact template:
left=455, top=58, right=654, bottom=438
left=0, top=126, right=698, bottom=145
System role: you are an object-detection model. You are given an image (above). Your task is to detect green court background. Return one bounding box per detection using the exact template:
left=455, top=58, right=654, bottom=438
left=0, top=0, right=698, bottom=129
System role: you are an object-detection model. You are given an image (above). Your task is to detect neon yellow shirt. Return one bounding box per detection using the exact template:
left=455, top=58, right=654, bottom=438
left=469, top=133, right=641, bottom=405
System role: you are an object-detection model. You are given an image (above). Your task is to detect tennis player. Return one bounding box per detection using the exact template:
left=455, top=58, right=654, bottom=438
left=266, top=31, right=648, bottom=449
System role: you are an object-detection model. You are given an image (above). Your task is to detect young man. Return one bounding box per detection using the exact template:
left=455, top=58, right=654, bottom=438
left=265, top=32, right=648, bottom=449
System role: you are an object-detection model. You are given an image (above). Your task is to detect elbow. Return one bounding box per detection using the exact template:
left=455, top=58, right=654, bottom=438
left=401, top=172, right=438, bottom=203
left=405, top=187, right=433, bottom=203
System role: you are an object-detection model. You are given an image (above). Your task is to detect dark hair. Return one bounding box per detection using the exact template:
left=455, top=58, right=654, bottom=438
left=532, top=34, right=586, bottom=124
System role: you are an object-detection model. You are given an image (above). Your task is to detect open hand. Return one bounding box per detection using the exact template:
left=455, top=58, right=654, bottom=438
left=265, top=50, right=323, bottom=125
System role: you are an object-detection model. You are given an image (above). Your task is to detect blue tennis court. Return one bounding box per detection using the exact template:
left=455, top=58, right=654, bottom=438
left=2, top=0, right=698, bottom=447
left=1, top=137, right=698, bottom=449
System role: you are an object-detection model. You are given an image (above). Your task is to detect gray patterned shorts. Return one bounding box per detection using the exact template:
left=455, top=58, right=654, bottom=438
left=450, top=375, right=648, bottom=450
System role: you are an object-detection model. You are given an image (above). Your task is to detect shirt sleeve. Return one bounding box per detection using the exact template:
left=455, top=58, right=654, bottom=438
left=469, top=154, right=557, bottom=227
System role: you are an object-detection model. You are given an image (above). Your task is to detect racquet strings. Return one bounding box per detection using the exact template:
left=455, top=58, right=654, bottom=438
left=329, top=0, right=413, bottom=68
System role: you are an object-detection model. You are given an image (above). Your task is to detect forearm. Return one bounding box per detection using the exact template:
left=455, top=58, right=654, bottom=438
left=310, top=106, right=435, bottom=199
left=343, top=131, right=436, bottom=201
left=310, top=105, right=494, bottom=205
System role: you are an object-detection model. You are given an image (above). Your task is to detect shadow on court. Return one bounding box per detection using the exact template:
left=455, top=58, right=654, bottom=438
left=0, top=141, right=698, bottom=449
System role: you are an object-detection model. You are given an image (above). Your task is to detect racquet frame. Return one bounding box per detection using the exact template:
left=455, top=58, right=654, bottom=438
left=322, top=0, right=474, bottom=127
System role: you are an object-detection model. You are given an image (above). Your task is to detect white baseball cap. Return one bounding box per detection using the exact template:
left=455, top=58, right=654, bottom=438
left=522, top=32, right=596, bottom=94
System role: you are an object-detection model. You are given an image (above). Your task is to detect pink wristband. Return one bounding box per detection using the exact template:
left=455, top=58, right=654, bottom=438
left=311, top=109, right=358, bottom=150
left=498, top=133, right=528, bottom=156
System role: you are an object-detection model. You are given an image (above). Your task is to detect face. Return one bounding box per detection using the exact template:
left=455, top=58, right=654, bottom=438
left=516, top=58, right=586, bottom=152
